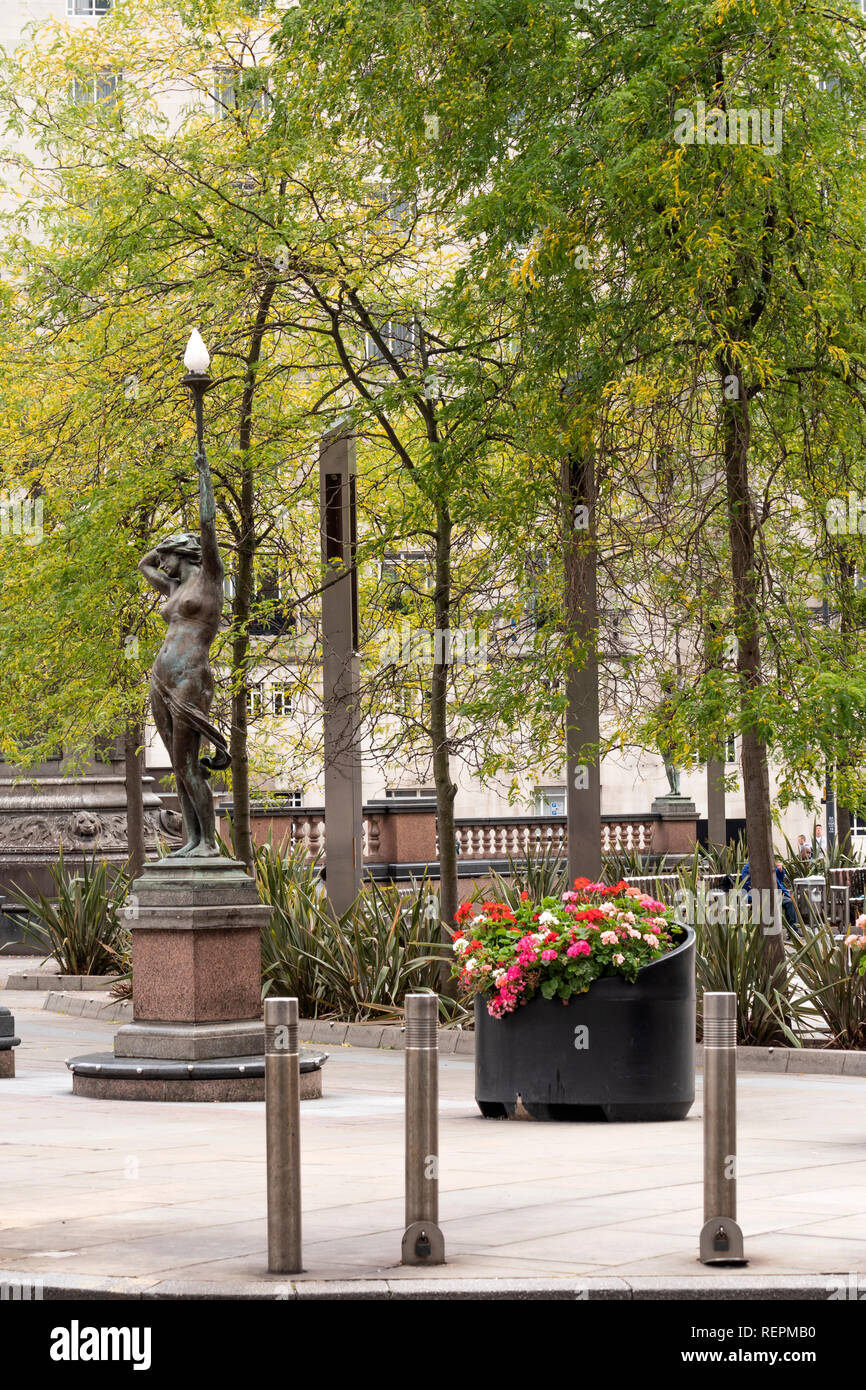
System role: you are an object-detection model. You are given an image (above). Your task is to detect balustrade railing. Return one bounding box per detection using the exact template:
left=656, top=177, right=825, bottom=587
left=243, top=808, right=660, bottom=864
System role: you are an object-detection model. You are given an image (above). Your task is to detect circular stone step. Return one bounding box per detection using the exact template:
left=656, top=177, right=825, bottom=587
left=66, top=1048, right=328, bottom=1102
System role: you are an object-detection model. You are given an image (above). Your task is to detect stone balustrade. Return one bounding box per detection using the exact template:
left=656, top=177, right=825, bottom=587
left=230, top=804, right=675, bottom=872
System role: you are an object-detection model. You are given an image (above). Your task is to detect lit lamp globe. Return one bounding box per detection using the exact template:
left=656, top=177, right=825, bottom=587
left=183, top=329, right=211, bottom=377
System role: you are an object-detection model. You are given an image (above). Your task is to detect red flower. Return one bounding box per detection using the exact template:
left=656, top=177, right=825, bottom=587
left=573, top=876, right=591, bottom=890
left=520, top=890, right=530, bottom=900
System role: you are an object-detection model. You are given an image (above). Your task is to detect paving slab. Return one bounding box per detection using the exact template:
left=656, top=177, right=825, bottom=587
left=2, top=996, right=865, bottom=1294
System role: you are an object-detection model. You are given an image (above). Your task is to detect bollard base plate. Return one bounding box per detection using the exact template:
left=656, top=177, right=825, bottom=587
left=402, top=1220, right=445, bottom=1267
left=700, top=1216, right=747, bottom=1266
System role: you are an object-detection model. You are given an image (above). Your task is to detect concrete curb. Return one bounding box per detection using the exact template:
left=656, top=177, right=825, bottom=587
left=34, top=996, right=866, bottom=1075
left=695, top=1043, right=866, bottom=1076
left=44, top=991, right=132, bottom=1023
left=9, top=973, right=122, bottom=992
left=0, top=1269, right=853, bottom=1301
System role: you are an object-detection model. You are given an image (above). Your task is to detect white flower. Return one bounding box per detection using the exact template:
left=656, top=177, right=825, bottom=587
left=538, top=910, right=558, bottom=926
left=454, top=938, right=470, bottom=954
left=464, top=957, right=478, bottom=972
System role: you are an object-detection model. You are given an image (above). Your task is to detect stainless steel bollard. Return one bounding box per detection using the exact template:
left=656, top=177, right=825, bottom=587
left=700, top=992, right=747, bottom=1265
left=402, top=994, right=445, bottom=1265
left=265, top=996, right=303, bottom=1273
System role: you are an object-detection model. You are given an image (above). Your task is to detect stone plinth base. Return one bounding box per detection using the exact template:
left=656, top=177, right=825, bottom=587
left=66, top=855, right=279, bottom=1101
left=67, top=1050, right=327, bottom=1103
left=650, top=796, right=698, bottom=855
left=129, top=857, right=270, bottom=1023
left=0, top=1050, right=14, bottom=1078
left=114, top=1019, right=264, bottom=1060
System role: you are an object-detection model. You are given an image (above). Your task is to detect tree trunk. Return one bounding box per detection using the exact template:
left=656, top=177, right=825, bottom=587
left=123, top=721, right=146, bottom=879
left=431, top=500, right=458, bottom=989
left=720, top=361, right=784, bottom=975
left=563, top=448, right=602, bottom=883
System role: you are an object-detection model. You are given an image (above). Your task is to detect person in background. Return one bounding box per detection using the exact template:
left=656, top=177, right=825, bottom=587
left=740, top=858, right=800, bottom=937
left=812, top=825, right=827, bottom=860
left=796, top=833, right=811, bottom=863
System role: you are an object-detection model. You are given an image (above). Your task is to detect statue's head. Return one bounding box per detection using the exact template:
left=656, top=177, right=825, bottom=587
left=155, top=532, right=201, bottom=578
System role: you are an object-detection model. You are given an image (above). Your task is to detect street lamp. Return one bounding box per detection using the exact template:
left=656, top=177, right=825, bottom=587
left=182, top=328, right=213, bottom=455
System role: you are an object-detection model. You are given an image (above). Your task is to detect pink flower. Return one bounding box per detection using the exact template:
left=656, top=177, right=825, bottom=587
left=613, top=952, right=625, bottom=965
left=600, top=930, right=619, bottom=946
left=566, top=940, right=591, bottom=958
left=541, top=949, right=557, bottom=962
left=623, top=886, right=643, bottom=899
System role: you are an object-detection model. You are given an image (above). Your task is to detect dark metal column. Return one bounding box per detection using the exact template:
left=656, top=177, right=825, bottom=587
left=319, top=429, right=363, bottom=916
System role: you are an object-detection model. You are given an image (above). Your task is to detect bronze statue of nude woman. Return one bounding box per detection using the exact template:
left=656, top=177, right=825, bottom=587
left=139, top=332, right=230, bottom=858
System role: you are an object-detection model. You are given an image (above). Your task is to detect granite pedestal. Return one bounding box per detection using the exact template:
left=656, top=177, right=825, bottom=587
left=67, top=856, right=326, bottom=1101
left=651, top=794, right=699, bottom=856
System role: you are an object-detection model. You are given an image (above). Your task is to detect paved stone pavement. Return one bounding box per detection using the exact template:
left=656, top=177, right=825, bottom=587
left=1, top=963, right=865, bottom=1291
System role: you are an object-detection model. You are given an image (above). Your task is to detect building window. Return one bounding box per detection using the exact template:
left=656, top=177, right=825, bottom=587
left=535, top=786, right=566, bottom=816
left=68, top=1, right=112, bottom=14
left=851, top=814, right=866, bottom=835
left=365, top=320, right=417, bottom=363
left=71, top=71, right=120, bottom=105
left=213, top=66, right=270, bottom=120
left=600, top=606, right=627, bottom=656
left=692, top=735, right=736, bottom=768
left=385, top=786, right=435, bottom=800
left=247, top=682, right=293, bottom=719
left=250, top=566, right=294, bottom=637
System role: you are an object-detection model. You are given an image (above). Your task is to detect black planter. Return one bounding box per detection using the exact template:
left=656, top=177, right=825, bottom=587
left=474, top=925, right=695, bottom=1122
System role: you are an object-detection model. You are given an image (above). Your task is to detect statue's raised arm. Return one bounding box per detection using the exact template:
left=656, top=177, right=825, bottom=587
left=138, top=332, right=230, bottom=859
left=196, top=445, right=223, bottom=587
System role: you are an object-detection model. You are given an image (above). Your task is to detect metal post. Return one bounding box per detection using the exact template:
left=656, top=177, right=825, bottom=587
left=265, top=997, right=302, bottom=1273
left=402, top=994, right=445, bottom=1265
left=700, top=992, right=746, bottom=1265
